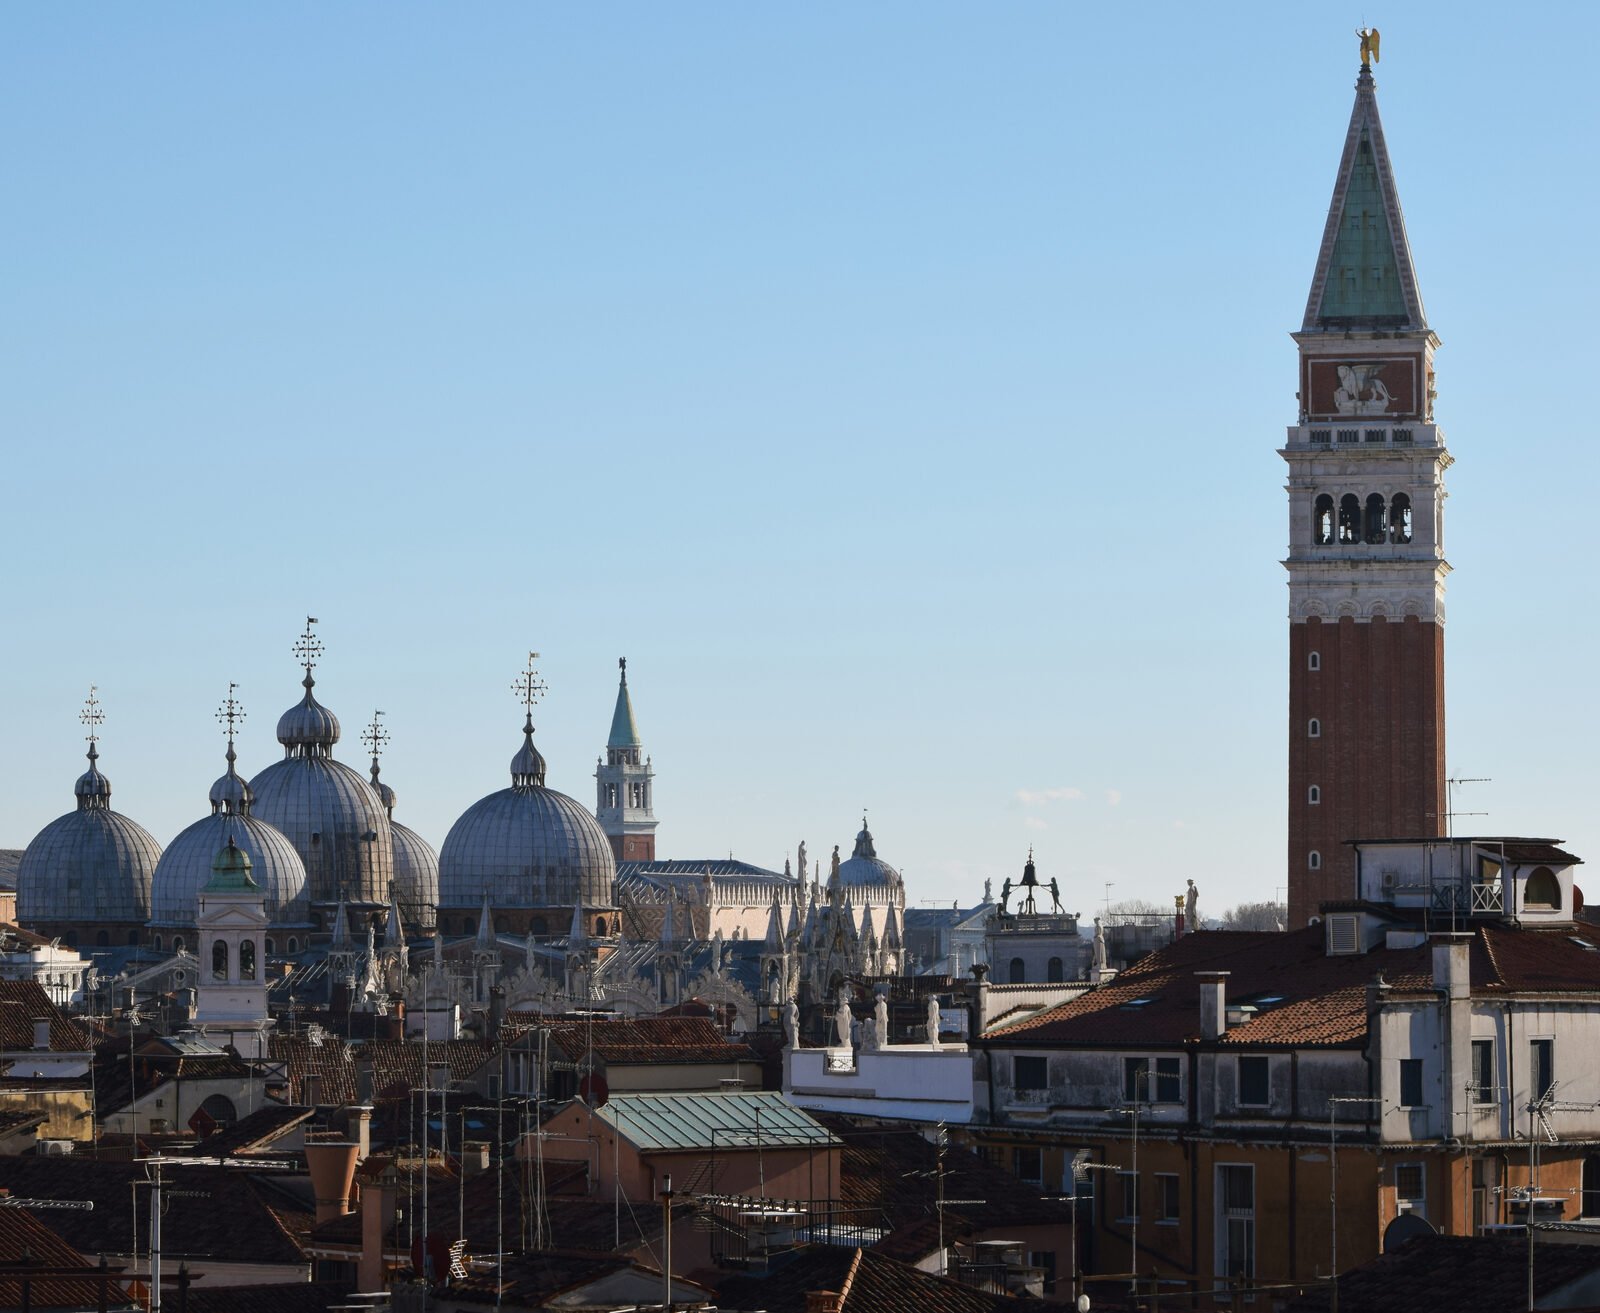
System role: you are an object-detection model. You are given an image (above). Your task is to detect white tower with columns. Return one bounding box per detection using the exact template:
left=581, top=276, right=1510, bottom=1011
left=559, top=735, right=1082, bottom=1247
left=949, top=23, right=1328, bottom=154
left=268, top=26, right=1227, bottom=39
left=194, top=837, right=274, bottom=1059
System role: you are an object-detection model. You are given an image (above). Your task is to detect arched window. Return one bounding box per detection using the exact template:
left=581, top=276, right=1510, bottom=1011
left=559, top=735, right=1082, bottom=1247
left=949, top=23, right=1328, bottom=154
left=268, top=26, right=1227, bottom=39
left=1308, top=651, right=1321, bottom=672
left=1047, top=956, right=1064, bottom=983
left=198, top=1093, right=237, bottom=1127
left=1314, top=494, right=1335, bottom=545
left=1309, top=851, right=1322, bottom=870
left=239, top=939, right=257, bottom=979
left=595, top=916, right=608, bottom=937
left=264, top=937, right=275, bottom=956
left=1364, top=493, right=1389, bottom=544
left=96, top=931, right=109, bottom=947
left=1390, top=493, right=1413, bottom=544
left=212, top=939, right=229, bottom=980
left=173, top=936, right=185, bottom=954
left=1524, top=867, right=1561, bottom=910
left=1308, top=785, right=1321, bottom=805
left=1338, top=494, right=1361, bottom=543
left=1309, top=718, right=1321, bottom=738
left=287, top=937, right=299, bottom=954
left=1009, top=957, right=1026, bottom=984
left=154, top=935, right=164, bottom=953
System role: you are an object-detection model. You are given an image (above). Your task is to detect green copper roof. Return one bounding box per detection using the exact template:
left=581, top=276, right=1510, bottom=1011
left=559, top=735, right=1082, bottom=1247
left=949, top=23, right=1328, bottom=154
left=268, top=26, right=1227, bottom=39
left=204, top=836, right=260, bottom=892
left=1303, top=66, right=1426, bottom=332
left=608, top=663, right=641, bottom=749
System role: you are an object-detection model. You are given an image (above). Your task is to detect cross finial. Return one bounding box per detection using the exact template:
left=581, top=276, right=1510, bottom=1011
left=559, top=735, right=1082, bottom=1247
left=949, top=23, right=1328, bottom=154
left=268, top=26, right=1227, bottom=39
left=292, top=617, right=324, bottom=680
left=80, top=685, right=104, bottom=746
left=512, top=652, right=547, bottom=719
left=216, top=682, right=246, bottom=745
left=361, top=709, right=389, bottom=763
left=619, top=656, right=627, bottom=680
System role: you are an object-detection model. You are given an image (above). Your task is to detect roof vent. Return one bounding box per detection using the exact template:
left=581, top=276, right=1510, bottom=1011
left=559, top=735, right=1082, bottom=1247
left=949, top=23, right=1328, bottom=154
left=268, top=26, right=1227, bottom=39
left=1327, top=914, right=1360, bottom=956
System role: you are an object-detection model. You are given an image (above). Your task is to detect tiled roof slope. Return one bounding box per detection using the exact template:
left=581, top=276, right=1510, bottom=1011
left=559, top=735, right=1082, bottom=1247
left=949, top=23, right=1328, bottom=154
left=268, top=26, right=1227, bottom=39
left=715, top=1246, right=1008, bottom=1313
left=1282, top=1234, right=1600, bottom=1313
left=0, top=1204, right=131, bottom=1310
left=0, top=980, right=95, bottom=1051
left=529, top=1016, right=757, bottom=1065
left=269, top=1034, right=496, bottom=1105
left=184, top=1283, right=351, bottom=1313
left=987, top=923, right=1600, bottom=1049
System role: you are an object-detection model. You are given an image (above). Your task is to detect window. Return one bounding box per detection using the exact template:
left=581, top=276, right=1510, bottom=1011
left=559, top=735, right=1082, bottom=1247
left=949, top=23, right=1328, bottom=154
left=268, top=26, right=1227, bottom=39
left=1314, top=494, right=1335, bottom=545
left=1338, top=494, right=1361, bottom=543
left=1124, top=1056, right=1180, bottom=1104
left=264, top=937, right=275, bottom=956
left=212, top=939, right=229, bottom=980
left=1009, top=957, right=1025, bottom=984
left=1471, top=1040, right=1495, bottom=1104
left=1364, top=492, right=1389, bottom=543
left=595, top=916, right=608, bottom=937
left=1583, top=1157, right=1600, bottom=1219
left=1157, top=1173, right=1181, bottom=1224
left=1308, top=785, right=1321, bottom=805
left=1013, top=1147, right=1043, bottom=1185
left=1238, top=1056, right=1270, bottom=1108
left=154, top=935, right=164, bottom=952
left=173, top=936, right=184, bottom=953
left=1395, top=1163, right=1426, bottom=1217
left=1308, top=651, right=1321, bottom=671
left=1399, top=1058, right=1424, bottom=1107
left=1390, top=492, right=1413, bottom=543
left=239, top=939, right=256, bottom=980
left=1308, top=850, right=1322, bottom=871
left=1532, top=1040, right=1555, bottom=1100
left=1047, top=956, right=1064, bottom=983
left=1308, top=718, right=1321, bottom=738
left=1014, top=1056, right=1048, bottom=1091
left=1117, top=1171, right=1139, bottom=1222
left=1524, top=867, right=1561, bottom=910
left=287, top=937, right=299, bottom=954
left=1216, top=1165, right=1255, bottom=1294
left=1154, top=1057, right=1180, bottom=1103
left=1124, top=1057, right=1148, bottom=1102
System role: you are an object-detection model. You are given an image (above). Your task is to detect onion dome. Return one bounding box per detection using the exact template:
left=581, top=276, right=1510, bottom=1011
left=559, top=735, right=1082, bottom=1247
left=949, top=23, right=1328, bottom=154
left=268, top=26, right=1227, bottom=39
left=438, top=700, right=615, bottom=916
left=18, top=697, right=160, bottom=928
left=832, top=816, right=905, bottom=901
left=247, top=622, right=393, bottom=905
left=151, top=713, right=310, bottom=928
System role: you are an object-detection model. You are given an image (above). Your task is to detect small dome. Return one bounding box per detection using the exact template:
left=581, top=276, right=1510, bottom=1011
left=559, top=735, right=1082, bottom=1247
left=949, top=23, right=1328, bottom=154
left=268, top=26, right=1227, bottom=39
left=205, top=837, right=259, bottom=892
left=392, top=820, right=440, bottom=931
left=74, top=746, right=112, bottom=804
left=834, top=818, right=904, bottom=897
left=277, top=675, right=341, bottom=753
left=19, top=803, right=161, bottom=927
left=208, top=743, right=254, bottom=814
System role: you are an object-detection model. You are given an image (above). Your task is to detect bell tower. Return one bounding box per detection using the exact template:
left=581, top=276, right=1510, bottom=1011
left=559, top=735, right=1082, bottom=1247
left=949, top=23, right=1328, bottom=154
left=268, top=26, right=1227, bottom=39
left=595, top=658, right=657, bottom=863
left=1284, top=53, right=1449, bottom=927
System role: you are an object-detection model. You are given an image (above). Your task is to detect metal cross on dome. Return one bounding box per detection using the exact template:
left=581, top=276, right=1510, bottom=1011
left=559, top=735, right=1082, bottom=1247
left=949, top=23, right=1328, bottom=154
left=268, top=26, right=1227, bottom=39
left=362, top=709, right=389, bottom=761
left=80, top=685, right=104, bottom=745
left=216, top=682, right=246, bottom=742
left=292, top=616, right=324, bottom=676
left=513, top=652, right=547, bottom=716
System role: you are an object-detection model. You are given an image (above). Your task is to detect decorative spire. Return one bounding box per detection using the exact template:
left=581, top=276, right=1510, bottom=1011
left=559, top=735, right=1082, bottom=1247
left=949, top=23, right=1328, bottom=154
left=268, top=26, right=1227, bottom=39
left=475, top=889, right=495, bottom=951
left=74, top=685, right=111, bottom=809
left=277, top=618, right=340, bottom=755
left=568, top=902, right=589, bottom=955
left=362, top=709, right=396, bottom=816
left=852, top=816, right=876, bottom=860
left=293, top=616, right=323, bottom=688
left=608, top=656, right=642, bottom=749
left=384, top=882, right=406, bottom=950
left=328, top=889, right=351, bottom=950
left=1301, top=51, right=1426, bottom=333
left=510, top=652, right=548, bottom=789
left=764, top=895, right=785, bottom=950
left=660, top=897, right=677, bottom=948
left=209, top=683, right=253, bottom=815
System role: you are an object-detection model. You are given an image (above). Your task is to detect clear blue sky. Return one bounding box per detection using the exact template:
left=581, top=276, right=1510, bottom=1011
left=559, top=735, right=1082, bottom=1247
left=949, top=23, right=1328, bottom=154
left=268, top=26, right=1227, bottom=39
left=4, top=4, right=1597, bottom=920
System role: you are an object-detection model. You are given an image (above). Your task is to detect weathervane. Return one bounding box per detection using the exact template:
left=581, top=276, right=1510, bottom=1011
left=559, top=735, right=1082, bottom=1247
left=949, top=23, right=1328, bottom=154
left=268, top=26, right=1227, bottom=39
left=217, top=682, right=246, bottom=744
left=362, top=709, right=389, bottom=765
left=292, top=616, right=324, bottom=679
left=512, top=652, right=547, bottom=719
left=80, top=685, right=104, bottom=746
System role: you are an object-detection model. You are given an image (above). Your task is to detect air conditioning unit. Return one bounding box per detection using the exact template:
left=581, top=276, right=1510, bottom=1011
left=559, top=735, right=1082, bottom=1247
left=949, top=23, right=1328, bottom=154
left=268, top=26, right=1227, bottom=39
left=1382, top=870, right=1399, bottom=891
left=38, top=1140, right=73, bottom=1157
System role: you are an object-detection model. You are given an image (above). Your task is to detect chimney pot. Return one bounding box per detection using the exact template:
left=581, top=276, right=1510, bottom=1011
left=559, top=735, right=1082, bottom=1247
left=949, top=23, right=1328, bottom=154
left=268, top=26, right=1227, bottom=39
left=1196, top=971, right=1230, bottom=1041
left=805, top=1293, right=843, bottom=1313
left=31, top=1018, right=50, bottom=1051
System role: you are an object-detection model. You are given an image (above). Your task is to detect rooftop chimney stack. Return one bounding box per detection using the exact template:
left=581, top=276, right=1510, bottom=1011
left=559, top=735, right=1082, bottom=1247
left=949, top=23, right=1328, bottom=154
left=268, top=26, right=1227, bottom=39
left=1197, top=971, right=1230, bottom=1041
left=31, top=1018, right=49, bottom=1051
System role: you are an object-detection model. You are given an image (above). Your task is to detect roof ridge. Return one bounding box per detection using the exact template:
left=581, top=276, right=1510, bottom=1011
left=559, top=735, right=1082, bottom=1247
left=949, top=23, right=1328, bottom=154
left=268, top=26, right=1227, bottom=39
left=1478, top=925, right=1506, bottom=988
left=837, top=1246, right=865, bottom=1305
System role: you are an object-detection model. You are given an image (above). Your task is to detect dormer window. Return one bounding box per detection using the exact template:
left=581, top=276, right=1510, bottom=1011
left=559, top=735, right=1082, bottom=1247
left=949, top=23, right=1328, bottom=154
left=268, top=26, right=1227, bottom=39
left=1524, top=867, right=1561, bottom=911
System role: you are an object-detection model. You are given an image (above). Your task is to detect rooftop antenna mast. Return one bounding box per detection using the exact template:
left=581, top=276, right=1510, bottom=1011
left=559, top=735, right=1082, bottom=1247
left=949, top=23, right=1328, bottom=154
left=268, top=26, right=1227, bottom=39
left=1444, top=776, right=1490, bottom=839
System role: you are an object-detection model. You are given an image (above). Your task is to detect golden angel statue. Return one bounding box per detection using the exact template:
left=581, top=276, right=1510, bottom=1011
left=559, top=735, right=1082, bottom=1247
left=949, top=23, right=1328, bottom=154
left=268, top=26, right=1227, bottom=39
left=1357, top=28, right=1381, bottom=66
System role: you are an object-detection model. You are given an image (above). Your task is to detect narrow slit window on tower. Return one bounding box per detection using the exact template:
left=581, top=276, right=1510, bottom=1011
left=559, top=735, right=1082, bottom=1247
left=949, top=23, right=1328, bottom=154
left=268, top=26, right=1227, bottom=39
left=1309, top=851, right=1322, bottom=871
left=1308, top=718, right=1321, bottom=738
left=1308, top=785, right=1321, bottom=805
left=1308, top=651, right=1321, bottom=672
left=1339, top=494, right=1361, bottom=543
left=1364, top=493, right=1389, bottom=543
left=1314, top=494, right=1335, bottom=545
left=1390, top=493, right=1413, bottom=544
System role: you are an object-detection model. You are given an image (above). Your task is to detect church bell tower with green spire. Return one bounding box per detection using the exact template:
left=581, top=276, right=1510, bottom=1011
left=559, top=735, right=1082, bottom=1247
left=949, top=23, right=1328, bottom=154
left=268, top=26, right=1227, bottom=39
left=1283, top=52, right=1450, bottom=928
left=595, top=658, right=657, bottom=863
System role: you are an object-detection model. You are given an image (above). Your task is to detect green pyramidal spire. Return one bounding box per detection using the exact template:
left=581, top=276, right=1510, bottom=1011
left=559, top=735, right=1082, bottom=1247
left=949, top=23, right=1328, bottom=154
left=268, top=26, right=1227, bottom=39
left=608, top=657, right=641, bottom=749
left=1303, top=64, right=1427, bottom=332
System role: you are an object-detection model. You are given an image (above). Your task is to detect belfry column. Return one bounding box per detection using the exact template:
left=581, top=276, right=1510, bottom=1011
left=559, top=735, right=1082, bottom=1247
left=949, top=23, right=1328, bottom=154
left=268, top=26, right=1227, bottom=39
left=594, top=657, right=658, bottom=863
left=1284, top=54, right=1449, bottom=926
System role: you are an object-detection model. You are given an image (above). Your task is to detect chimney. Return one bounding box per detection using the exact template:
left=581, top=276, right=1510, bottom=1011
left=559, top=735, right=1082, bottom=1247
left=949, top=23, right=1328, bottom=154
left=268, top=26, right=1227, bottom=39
left=304, top=1138, right=360, bottom=1224
left=968, top=962, right=990, bottom=1038
left=303, top=1073, right=324, bottom=1108
left=489, top=985, right=506, bottom=1038
left=31, top=1018, right=50, bottom=1051
left=460, top=1141, right=490, bottom=1176
left=355, top=1058, right=375, bottom=1104
left=429, top=1062, right=450, bottom=1091
left=1431, top=937, right=1470, bottom=1000
left=805, top=1293, right=843, bottom=1313
left=342, top=1104, right=373, bottom=1161
left=1196, top=971, right=1229, bottom=1041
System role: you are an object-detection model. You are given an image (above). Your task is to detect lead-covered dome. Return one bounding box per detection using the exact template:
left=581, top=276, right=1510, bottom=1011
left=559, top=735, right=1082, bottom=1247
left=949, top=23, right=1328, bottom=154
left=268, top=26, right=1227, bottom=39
left=833, top=818, right=904, bottom=901
left=19, top=743, right=161, bottom=927
left=151, top=739, right=310, bottom=928
left=369, top=755, right=438, bottom=933
left=438, top=714, right=615, bottom=913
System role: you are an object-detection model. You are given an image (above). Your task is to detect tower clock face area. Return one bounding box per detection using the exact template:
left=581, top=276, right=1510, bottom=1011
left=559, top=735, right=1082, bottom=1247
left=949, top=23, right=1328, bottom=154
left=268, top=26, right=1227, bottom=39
left=1282, top=64, right=1449, bottom=929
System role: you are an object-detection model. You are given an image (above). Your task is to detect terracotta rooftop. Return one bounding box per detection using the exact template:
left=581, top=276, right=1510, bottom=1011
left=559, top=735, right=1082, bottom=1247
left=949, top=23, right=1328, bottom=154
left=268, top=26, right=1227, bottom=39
left=0, top=980, right=95, bottom=1052
left=0, top=1203, right=135, bottom=1310
left=714, top=1245, right=1010, bottom=1312
left=522, top=1015, right=758, bottom=1066
left=268, top=1034, right=496, bottom=1105
left=985, top=922, right=1600, bottom=1050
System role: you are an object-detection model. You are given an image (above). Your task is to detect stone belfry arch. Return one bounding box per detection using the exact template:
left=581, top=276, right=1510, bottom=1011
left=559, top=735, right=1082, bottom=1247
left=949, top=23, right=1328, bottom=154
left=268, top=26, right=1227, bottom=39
left=1283, top=55, right=1449, bottom=927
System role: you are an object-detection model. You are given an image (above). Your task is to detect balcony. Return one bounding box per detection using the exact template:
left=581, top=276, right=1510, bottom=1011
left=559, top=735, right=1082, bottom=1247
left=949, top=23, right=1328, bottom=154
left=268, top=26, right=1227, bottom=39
left=1289, top=423, right=1438, bottom=449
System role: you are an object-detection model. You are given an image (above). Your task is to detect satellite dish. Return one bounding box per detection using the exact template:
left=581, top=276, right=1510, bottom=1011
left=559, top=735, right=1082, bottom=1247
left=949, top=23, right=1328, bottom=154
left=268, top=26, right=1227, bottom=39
left=579, top=1073, right=609, bottom=1108
left=1383, top=1212, right=1436, bottom=1252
